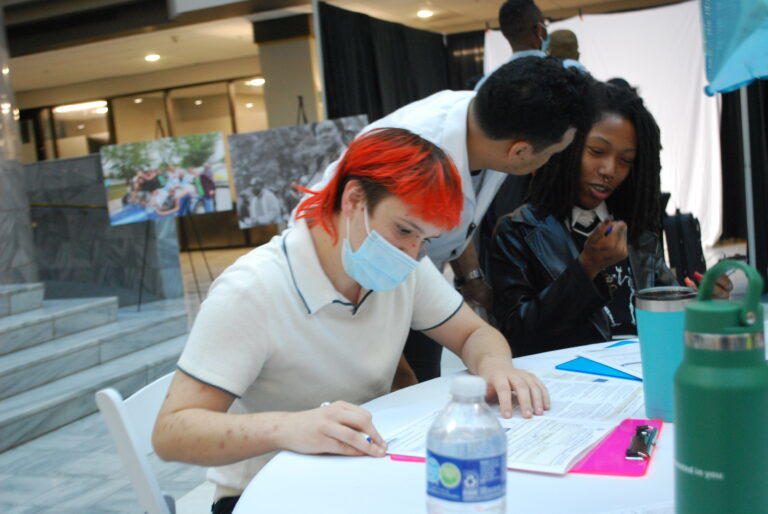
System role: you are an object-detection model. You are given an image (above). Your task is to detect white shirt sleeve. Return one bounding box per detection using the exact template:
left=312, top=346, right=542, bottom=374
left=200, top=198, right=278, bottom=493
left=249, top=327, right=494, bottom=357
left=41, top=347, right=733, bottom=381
left=177, top=263, right=272, bottom=397
left=410, top=257, right=464, bottom=331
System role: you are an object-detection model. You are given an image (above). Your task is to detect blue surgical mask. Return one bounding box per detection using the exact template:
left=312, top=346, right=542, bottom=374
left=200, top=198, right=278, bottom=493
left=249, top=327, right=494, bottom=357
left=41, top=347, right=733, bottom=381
left=341, top=208, right=419, bottom=292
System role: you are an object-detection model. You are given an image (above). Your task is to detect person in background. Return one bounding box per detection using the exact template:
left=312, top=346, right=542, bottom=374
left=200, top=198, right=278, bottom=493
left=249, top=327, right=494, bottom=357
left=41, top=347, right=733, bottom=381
left=490, top=82, right=701, bottom=356
left=152, top=128, right=550, bottom=514
left=305, top=57, right=595, bottom=384
left=547, top=29, right=587, bottom=72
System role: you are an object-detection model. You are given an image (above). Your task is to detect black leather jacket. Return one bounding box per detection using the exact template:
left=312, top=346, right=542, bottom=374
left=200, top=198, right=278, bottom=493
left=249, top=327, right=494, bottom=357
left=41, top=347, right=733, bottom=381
left=490, top=204, right=676, bottom=356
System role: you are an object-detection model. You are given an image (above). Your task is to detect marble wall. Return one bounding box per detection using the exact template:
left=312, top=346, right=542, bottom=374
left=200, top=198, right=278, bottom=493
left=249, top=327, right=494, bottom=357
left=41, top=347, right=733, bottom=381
left=0, top=10, right=38, bottom=284
left=26, top=154, right=183, bottom=305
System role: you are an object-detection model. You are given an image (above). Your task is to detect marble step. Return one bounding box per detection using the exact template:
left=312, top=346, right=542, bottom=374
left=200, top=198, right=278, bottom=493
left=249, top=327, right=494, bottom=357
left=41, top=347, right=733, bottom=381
left=0, top=304, right=188, bottom=400
left=0, top=297, right=118, bottom=356
left=0, top=283, right=44, bottom=318
left=0, top=334, right=186, bottom=453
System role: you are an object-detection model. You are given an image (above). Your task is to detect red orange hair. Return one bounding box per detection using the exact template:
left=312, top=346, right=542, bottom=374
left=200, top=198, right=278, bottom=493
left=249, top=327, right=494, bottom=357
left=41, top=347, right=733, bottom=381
left=295, top=127, right=463, bottom=243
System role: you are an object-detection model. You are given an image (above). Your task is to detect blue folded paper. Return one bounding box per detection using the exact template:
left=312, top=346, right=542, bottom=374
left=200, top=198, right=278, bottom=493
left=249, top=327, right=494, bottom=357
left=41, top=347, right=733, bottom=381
left=556, top=340, right=643, bottom=382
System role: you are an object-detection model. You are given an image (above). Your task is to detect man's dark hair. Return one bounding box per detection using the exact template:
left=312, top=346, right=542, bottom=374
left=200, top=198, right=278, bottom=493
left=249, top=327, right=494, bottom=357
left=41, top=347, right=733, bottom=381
left=528, top=81, right=663, bottom=244
left=474, top=56, right=596, bottom=151
left=499, top=0, right=542, bottom=46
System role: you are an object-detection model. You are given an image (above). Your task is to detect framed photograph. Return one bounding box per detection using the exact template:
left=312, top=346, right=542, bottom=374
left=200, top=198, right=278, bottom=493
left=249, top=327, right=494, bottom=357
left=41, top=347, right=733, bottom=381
left=100, top=132, right=231, bottom=226
left=228, top=115, right=368, bottom=229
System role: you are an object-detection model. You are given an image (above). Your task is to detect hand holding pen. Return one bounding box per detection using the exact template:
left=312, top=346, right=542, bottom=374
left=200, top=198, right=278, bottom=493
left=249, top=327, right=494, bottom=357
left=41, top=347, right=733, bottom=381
left=578, top=219, right=629, bottom=280
left=684, top=270, right=734, bottom=299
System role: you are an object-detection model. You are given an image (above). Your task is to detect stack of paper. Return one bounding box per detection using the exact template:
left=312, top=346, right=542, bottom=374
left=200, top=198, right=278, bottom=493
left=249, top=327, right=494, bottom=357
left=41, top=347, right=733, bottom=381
left=386, top=371, right=644, bottom=474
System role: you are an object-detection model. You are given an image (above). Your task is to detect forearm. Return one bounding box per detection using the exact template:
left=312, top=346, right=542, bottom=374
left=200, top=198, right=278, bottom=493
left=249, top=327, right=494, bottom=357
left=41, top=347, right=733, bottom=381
left=461, top=325, right=514, bottom=374
left=153, top=409, right=291, bottom=466
left=450, top=242, right=481, bottom=278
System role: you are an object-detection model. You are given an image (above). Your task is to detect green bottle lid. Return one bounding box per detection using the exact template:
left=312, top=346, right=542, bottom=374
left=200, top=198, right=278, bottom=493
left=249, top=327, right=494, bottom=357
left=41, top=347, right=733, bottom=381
left=685, top=260, right=764, bottom=335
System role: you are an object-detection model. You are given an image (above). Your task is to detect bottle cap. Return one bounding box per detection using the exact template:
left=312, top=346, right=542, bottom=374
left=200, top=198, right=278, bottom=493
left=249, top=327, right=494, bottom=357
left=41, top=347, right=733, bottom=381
left=450, top=375, right=486, bottom=397
left=685, top=260, right=764, bottom=335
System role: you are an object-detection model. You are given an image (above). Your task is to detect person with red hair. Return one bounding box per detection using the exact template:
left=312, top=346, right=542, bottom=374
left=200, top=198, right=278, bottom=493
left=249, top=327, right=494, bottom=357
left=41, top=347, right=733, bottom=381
left=152, top=128, right=550, bottom=514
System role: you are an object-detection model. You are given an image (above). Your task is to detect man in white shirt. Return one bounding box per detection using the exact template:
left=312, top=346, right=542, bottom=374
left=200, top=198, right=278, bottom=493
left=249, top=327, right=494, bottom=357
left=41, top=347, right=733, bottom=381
left=309, top=56, right=595, bottom=382
left=153, top=128, right=550, bottom=514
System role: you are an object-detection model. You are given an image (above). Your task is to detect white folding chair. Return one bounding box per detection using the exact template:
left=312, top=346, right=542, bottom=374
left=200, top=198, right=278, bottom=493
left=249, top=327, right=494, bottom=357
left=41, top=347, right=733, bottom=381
left=96, top=372, right=178, bottom=514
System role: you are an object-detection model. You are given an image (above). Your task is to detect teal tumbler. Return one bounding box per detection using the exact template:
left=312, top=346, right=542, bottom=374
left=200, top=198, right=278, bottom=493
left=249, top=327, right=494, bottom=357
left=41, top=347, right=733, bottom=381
left=636, top=286, right=696, bottom=421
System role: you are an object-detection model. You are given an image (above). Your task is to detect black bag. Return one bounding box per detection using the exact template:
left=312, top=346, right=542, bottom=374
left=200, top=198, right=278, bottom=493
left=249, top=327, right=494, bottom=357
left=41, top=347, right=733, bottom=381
left=663, top=209, right=707, bottom=284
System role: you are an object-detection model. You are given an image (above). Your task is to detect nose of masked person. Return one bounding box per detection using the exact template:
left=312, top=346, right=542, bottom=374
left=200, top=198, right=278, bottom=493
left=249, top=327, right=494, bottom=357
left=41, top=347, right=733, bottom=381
left=341, top=207, right=419, bottom=292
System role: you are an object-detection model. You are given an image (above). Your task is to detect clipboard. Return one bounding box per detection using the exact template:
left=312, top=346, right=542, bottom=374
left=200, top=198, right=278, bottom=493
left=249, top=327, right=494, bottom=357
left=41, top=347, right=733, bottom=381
left=569, top=418, right=663, bottom=477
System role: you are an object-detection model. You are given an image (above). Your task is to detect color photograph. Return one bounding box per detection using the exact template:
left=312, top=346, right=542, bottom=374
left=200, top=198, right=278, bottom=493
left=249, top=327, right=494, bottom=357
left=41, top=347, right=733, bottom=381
left=100, top=132, right=231, bottom=226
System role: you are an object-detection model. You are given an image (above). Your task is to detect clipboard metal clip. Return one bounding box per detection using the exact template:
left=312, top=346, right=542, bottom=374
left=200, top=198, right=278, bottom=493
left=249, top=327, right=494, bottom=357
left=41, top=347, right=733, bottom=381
left=625, top=425, right=658, bottom=460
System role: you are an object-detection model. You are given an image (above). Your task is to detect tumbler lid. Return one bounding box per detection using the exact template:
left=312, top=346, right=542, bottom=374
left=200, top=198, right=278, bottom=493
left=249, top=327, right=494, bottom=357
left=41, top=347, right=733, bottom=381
left=686, top=260, right=764, bottom=335
left=636, top=286, right=696, bottom=312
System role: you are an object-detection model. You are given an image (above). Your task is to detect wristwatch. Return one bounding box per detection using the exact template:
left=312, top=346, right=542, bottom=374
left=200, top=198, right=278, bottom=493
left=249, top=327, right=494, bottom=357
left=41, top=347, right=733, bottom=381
left=455, top=268, right=484, bottom=288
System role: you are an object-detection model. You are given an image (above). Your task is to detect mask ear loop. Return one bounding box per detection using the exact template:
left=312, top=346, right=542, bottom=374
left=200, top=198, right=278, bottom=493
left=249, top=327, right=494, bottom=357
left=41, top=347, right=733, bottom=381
left=362, top=205, right=372, bottom=235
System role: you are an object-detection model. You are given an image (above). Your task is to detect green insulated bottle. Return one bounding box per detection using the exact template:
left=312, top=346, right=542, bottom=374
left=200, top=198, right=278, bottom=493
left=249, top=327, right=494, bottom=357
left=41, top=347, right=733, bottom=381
left=675, top=260, right=768, bottom=513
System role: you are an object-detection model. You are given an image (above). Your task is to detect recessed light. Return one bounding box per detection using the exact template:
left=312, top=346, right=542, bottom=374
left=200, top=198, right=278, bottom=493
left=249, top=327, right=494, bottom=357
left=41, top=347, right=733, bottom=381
left=77, top=124, right=85, bottom=130
left=145, top=53, right=161, bottom=62
left=95, top=107, right=109, bottom=114
left=246, top=103, right=254, bottom=109
left=53, top=100, right=107, bottom=113
left=245, top=77, right=266, bottom=87
left=194, top=100, right=203, bottom=106
left=417, top=9, right=434, bottom=18
left=1, top=67, right=8, bottom=76
left=134, top=98, right=143, bottom=104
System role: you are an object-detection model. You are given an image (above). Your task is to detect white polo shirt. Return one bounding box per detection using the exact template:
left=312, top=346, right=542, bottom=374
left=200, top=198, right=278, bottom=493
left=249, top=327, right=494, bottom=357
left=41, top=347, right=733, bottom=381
left=305, top=90, right=508, bottom=269
left=177, top=219, right=463, bottom=493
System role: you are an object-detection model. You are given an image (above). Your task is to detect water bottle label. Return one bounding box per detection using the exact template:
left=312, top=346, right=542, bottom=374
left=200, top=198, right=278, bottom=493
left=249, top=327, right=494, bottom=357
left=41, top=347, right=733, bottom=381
left=426, top=450, right=506, bottom=503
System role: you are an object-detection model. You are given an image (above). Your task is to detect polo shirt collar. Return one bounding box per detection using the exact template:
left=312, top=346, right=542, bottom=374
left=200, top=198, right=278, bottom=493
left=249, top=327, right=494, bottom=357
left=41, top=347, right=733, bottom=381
left=282, top=219, right=361, bottom=315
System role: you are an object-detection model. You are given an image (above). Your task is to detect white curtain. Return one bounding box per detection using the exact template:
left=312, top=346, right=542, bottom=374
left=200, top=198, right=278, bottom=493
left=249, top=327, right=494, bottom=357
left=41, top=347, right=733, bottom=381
left=483, top=0, right=722, bottom=246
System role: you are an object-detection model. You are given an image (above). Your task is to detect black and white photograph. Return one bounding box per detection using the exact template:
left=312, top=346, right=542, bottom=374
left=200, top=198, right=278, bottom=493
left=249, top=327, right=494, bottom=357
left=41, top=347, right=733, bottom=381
left=228, top=115, right=368, bottom=229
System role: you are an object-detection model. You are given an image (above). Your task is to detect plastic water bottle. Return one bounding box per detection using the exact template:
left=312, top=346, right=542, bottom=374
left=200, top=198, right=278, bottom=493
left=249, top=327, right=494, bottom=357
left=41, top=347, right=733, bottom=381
left=426, top=375, right=507, bottom=513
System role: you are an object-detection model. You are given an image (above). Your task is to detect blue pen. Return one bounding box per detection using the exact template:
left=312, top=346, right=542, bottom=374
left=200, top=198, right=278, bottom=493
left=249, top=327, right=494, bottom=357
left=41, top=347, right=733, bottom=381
left=604, top=225, right=614, bottom=236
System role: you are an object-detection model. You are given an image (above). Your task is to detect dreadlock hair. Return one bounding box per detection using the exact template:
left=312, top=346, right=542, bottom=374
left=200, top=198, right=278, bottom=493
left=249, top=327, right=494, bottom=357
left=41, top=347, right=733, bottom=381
left=295, top=127, right=463, bottom=244
left=528, top=81, right=662, bottom=245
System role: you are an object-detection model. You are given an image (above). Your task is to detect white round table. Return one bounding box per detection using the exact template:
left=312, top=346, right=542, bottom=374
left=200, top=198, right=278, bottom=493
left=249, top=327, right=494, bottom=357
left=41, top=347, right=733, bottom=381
left=234, top=344, right=674, bottom=513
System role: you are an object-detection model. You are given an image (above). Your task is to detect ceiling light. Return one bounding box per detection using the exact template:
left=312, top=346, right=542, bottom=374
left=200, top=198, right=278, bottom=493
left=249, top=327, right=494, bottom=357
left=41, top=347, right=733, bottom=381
left=417, top=9, right=434, bottom=18
left=95, top=107, right=109, bottom=114
left=77, top=124, right=85, bottom=130
left=53, top=100, right=107, bottom=113
left=1, top=67, right=8, bottom=76
left=246, top=103, right=254, bottom=109
left=134, top=98, right=143, bottom=104
left=145, top=53, right=161, bottom=62
left=245, top=77, right=266, bottom=87
left=194, top=99, right=203, bottom=106
left=1, top=102, right=10, bottom=114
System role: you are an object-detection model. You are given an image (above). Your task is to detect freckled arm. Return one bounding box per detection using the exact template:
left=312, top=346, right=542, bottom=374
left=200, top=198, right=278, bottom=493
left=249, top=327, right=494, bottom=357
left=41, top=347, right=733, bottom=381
left=151, top=370, right=289, bottom=466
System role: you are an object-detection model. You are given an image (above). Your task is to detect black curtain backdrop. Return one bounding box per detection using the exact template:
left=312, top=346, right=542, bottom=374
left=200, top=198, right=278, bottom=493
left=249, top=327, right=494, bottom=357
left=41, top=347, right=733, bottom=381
left=445, top=30, right=485, bottom=91
left=319, top=2, right=448, bottom=121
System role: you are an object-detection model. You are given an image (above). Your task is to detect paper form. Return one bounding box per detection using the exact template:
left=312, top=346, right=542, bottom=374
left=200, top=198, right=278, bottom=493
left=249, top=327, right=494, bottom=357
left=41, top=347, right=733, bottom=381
left=386, top=372, right=644, bottom=474
left=578, top=341, right=644, bottom=379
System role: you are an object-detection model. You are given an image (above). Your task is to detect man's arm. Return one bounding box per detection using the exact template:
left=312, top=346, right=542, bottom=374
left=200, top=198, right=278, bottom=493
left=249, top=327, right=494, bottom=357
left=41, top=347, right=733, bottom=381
left=152, top=371, right=387, bottom=466
left=450, top=241, right=493, bottom=312
left=423, top=304, right=550, bottom=419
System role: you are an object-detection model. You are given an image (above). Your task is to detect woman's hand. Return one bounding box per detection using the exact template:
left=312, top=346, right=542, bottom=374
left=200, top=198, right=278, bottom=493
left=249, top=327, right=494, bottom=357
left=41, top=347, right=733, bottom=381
left=278, top=401, right=388, bottom=458
left=476, top=357, right=551, bottom=419
left=578, top=220, right=629, bottom=279
left=684, top=270, right=733, bottom=299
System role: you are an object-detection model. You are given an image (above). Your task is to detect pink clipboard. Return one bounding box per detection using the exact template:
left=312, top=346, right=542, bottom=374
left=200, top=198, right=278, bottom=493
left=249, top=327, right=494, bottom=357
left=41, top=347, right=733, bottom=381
left=390, top=418, right=663, bottom=477
left=569, top=418, right=663, bottom=477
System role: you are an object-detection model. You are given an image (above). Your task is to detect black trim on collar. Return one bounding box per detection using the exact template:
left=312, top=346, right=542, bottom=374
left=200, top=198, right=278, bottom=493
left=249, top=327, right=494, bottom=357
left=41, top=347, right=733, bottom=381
left=281, top=236, right=312, bottom=315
